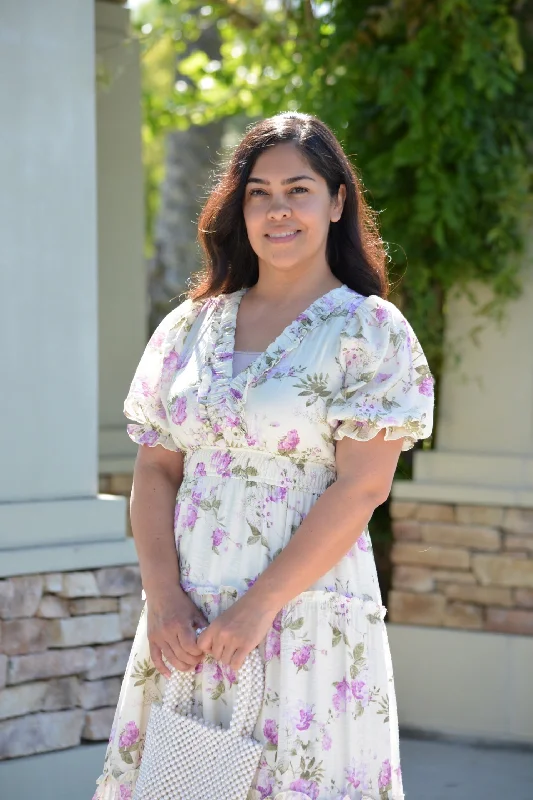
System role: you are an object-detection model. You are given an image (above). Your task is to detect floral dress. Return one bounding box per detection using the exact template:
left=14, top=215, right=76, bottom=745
left=93, top=284, right=434, bottom=800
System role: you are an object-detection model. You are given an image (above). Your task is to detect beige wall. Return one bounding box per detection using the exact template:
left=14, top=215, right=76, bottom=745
left=388, top=623, right=533, bottom=744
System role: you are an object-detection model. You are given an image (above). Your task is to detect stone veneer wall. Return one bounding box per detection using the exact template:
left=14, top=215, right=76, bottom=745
left=0, top=474, right=137, bottom=761
left=389, top=502, right=533, bottom=634
left=0, top=565, right=143, bottom=759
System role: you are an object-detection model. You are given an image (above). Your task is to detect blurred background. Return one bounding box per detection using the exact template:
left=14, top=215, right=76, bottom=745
left=1, top=1, right=533, bottom=797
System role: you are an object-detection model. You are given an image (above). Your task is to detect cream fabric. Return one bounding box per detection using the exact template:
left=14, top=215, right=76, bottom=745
left=92, top=285, right=434, bottom=800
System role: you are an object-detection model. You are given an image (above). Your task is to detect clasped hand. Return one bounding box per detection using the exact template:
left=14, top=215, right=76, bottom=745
left=148, top=587, right=276, bottom=676
left=197, top=596, right=276, bottom=671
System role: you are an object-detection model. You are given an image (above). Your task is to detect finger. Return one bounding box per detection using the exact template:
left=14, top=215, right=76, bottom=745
left=196, top=630, right=211, bottom=655
left=212, top=643, right=230, bottom=663
left=160, top=642, right=196, bottom=672
left=180, top=625, right=204, bottom=658
left=160, top=628, right=202, bottom=666
left=149, top=643, right=171, bottom=679
left=173, top=660, right=197, bottom=673
left=229, top=648, right=246, bottom=672
left=169, top=632, right=201, bottom=665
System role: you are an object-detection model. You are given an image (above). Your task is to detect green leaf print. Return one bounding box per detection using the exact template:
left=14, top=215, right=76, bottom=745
left=331, top=625, right=342, bottom=647
left=199, top=496, right=221, bottom=513
left=120, top=750, right=133, bottom=765
left=299, top=754, right=325, bottom=782
left=131, top=658, right=156, bottom=686
left=353, top=643, right=365, bottom=660
left=366, top=611, right=383, bottom=625
left=382, top=397, right=402, bottom=412
left=293, top=373, right=331, bottom=406
left=211, top=681, right=226, bottom=701
left=390, top=329, right=406, bottom=349
left=286, top=617, right=304, bottom=631
left=247, top=522, right=269, bottom=548
left=350, top=642, right=366, bottom=678
left=331, top=623, right=349, bottom=647
left=380, top=783, right=393, bottom=800
left=415, top=364, right=432, bottom=377
left=232, top=464, right=259, bottom=478
left=377, top=694, right=390, bottom=723
left=350, top=663, right=360, bottom=679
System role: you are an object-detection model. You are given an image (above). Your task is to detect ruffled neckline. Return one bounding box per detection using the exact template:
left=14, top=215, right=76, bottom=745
left=222, top=284, right=352, bottom=391
left=196, top=284, right=358, bottom=444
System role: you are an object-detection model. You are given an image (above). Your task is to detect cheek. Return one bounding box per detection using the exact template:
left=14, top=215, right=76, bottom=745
left=243, top=207, right=265, bottom=242
left=299, top=199, right=332, bottom=231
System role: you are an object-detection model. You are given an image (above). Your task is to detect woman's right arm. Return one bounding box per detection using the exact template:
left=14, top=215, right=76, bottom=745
left=130, top=444, right=208, bottom=676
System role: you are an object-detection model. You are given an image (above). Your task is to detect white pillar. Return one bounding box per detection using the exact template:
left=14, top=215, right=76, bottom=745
left=96, top=2, right=147, bottom=475
left=394, top=246, right=533, bottom=507
left=0, top=0, right=135, bottom=576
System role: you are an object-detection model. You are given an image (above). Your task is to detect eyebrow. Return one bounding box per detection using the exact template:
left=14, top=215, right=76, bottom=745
left=246, top=174, right=317, bottom=185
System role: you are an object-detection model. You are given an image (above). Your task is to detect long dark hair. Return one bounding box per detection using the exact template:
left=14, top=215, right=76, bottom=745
left=191, top=112, right=388, bottom=300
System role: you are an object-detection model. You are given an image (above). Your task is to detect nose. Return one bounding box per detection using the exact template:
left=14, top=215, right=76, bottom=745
left=267, top=196, right=291, bottom=220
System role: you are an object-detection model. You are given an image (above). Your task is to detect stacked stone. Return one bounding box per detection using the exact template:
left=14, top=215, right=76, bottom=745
left=389, top=502, right=533, bottom=634
left=0, top=567, right=143, bottom=759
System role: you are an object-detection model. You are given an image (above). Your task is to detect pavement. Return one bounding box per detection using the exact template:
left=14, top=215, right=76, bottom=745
left=0, top=736, right=532, bottom=799
left=400, top=735, right=533, bottom=800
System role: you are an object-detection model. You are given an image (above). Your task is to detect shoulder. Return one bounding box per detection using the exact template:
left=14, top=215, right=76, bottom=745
left=339, top=290, right=410, bottom=342
left=147, top=296, right=211, bottom=351
left=158, top=295, right=214, bottom=333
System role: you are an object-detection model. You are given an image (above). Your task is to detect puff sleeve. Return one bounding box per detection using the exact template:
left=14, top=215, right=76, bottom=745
left=123, top=298, right=201, bottom=452
left=327, top=297, right=434, bottom=451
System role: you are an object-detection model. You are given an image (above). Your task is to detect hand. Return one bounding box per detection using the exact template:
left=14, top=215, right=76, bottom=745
left=197, top=596, right=276, bottom=671
left=147, top=587, right=208, bottom=677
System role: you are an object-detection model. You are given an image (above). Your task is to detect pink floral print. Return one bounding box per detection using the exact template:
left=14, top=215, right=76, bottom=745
left=118, top=721, right=139, bottom=748
left=94, top=286, right=433, bottom=800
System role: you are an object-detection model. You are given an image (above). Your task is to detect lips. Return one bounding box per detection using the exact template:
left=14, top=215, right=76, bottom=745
left=265, top=230, right=300, bottom=241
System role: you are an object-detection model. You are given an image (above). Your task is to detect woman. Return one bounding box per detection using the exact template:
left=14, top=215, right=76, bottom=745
left=93, top=112, right=434, bottom=800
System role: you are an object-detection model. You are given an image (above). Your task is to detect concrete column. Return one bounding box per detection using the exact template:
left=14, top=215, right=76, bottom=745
left=96, top=2, right=147, bottom=474
left=394, top=240, right=533, bottom=507
left=0, top=0, right=135, bottom=576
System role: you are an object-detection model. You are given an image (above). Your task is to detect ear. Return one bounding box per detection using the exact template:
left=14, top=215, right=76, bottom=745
left=330, top=184, right=346, bottom=223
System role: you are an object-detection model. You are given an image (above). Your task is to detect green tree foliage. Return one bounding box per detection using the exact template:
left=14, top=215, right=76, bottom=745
left=136, top=0, right=532, bottom=379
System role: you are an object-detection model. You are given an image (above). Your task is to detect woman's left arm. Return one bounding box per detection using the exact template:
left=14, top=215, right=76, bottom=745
left=198, top=431, right=405, bottom=668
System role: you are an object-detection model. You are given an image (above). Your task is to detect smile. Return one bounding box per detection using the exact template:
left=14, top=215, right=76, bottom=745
left=265, top=230, right=300, bottom=241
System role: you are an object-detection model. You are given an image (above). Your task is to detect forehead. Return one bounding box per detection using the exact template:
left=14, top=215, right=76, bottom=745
left=249, top=142, right=318, bottom=179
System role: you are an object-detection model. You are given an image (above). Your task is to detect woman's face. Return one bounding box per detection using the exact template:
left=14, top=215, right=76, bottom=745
left=242, top=142, right=345, bottom=275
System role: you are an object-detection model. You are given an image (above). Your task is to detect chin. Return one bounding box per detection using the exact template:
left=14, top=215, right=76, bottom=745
left=258, top=250, right=308, bottom=269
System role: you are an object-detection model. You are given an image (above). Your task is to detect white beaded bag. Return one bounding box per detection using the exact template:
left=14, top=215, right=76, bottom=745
left=133, top=648, right=264, bottom=800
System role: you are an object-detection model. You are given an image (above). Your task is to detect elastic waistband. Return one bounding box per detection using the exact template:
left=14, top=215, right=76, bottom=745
left=183, top=446, right=335, bottom=494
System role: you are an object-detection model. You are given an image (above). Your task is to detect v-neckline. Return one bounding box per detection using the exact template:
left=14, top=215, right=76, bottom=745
left=214, top=283, right=349, bottom=396
left=195, top=282, right=361, bottom=439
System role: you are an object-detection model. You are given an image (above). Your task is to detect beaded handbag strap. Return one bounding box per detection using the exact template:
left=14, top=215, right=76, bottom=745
left=239, top=648, right=264, bottom=737
left=163, top=648, right=264, bottom=738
